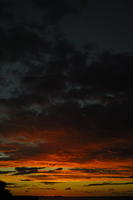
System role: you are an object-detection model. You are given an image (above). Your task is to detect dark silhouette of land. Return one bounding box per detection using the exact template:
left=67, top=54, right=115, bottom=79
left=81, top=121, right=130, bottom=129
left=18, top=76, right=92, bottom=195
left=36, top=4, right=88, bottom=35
left=37, top=197, right=133, bottom=200
left=0, top=180, right=13, bottom=199
left=12, top=196, right=133, bottom=200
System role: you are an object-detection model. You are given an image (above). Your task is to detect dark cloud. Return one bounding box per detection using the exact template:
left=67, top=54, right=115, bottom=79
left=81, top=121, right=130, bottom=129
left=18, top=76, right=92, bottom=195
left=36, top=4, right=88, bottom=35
left=71, top=168, right=120, bottom=174
left=56, top=168, right=63, bottom=171
left=0, top=170, right=14, bottom=174
left=33, top=0, right=88, bottom=22
left=42, top=182, right=62, bottom=185
left=65, top=187, right=72, bottom=190
left=13, top=167, right=44, bottom=175
left=0, top=0, right=132, bottom=173
left=45, top=168, right=64, bottom=174
left=0, top=0, right=133, bottom=197
left=84, top=182, right=133, bottom=187
left=129, top=176, right=133, bottom=178
left=121, top=166, right=133, bottom=170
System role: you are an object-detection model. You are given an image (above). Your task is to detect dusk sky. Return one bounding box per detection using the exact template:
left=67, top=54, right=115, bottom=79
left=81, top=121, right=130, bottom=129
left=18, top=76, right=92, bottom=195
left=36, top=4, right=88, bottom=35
left=0, top=0, right=133, bottom=197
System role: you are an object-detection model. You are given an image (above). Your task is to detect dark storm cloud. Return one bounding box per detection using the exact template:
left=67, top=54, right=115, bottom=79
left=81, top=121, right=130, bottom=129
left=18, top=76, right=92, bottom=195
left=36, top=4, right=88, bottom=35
left=0, top=0, right=133, bottom=166
left=18, top=52, right=133, bottom=140
left=90, top=144, right=133, bottom=161
left=33, top=0, right=88, bottom=22
left=0, top=1, right=47, bottom=63
left=67, top=52, right=133, bottom=93
left=0, top=26, right=46, bottom=62
left=0, top=0, right=88, bottom=62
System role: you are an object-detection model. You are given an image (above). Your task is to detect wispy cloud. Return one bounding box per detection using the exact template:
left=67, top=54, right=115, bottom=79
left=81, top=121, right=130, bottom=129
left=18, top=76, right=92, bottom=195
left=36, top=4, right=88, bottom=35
left=84, top=182, right=133, bottom=187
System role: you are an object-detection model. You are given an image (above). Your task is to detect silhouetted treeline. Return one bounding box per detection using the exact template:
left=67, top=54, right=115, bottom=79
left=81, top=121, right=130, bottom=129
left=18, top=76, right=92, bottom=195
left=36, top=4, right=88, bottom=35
left=0, top=180, right=13, bottom=199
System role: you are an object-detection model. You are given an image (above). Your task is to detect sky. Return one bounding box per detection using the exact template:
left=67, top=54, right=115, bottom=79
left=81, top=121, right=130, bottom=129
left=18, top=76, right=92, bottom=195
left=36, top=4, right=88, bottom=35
left=62, top=0, right=133, bottom=52
left=63, top=0, right=133, bottom=52
left=0, top=0, right=133, bottom=197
